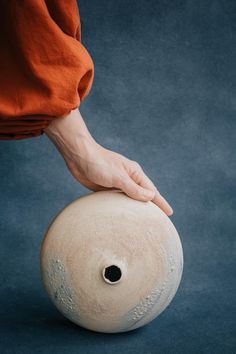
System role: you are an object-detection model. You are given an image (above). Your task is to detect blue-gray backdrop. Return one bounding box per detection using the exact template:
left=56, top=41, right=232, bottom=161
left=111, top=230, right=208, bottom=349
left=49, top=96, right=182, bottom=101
left=0, top=0, right=235, bottom=353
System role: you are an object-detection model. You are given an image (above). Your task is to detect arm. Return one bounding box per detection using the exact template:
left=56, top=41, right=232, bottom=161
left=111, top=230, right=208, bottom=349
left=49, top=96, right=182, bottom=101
left=45, top=108, right=173, bottom=216
left=0, top=1, right=173, bottom=215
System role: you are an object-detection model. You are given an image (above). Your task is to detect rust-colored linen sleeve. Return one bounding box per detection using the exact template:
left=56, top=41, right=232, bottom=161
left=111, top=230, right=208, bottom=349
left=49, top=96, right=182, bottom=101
left=0, top=0, right=94, bottom=140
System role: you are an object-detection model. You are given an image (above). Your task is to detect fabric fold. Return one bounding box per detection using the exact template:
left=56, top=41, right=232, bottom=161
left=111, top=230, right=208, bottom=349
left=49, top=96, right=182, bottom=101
left=0, top=0, right=94, bottom=140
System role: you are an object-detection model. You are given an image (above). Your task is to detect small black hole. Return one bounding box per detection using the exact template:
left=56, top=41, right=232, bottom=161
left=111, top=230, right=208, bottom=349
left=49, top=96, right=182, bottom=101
left=104, top=265, right=122, bottom=282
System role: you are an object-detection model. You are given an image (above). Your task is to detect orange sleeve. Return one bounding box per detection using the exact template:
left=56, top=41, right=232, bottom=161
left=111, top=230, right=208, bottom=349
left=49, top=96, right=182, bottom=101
left=0, top=0, right=94, bottom=140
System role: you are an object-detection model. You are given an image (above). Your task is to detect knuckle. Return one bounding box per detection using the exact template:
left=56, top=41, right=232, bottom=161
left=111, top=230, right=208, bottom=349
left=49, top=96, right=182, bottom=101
left=132, top=160, right=140, bottom=167
left=131, top=160, right=142, bottom=170
left=113, top=174, right=126, bottom=188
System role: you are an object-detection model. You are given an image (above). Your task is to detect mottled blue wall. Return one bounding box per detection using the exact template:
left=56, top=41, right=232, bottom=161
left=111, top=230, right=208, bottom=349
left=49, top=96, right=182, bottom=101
left=0, top=0, right=235, bottom=353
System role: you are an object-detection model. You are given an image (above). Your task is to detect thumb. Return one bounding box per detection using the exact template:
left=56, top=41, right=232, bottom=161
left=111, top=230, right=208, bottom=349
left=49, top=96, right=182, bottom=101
left=116, top=175, right=155, bottom=201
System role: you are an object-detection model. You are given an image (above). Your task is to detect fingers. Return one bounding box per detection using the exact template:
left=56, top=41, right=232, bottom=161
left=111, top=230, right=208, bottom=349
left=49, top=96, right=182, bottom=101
left=152, top=192, right=173, bottom=216
left=130, top=165, right=173, bottom=216
left=122, top=161, right=173, bottom=216
left=114, top=174, right=156, bottom=202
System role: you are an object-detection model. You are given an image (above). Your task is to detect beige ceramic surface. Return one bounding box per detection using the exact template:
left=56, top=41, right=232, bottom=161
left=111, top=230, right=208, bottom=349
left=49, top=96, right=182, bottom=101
left=40, top=190, right=183, bottom=333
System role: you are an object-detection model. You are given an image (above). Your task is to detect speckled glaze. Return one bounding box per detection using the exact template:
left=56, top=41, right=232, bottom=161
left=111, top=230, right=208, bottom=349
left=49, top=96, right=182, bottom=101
left=40, top=190, right=183, bottom=333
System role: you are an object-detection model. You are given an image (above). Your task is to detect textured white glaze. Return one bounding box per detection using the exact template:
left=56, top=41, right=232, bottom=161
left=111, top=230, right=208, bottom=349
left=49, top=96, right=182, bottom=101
left=40, top=190, right=183, bottom=333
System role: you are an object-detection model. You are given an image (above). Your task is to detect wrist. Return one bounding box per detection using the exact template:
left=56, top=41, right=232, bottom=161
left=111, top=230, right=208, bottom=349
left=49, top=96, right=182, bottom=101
left=44, top=108, right=98, bottom=163
left=45, top=108, right=93, bottom=141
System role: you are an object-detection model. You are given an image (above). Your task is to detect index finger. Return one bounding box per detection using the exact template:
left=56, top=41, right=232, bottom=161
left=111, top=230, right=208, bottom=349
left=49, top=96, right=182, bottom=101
left=152, top=191, right=173, bottom=216
left=131, top=165, right=173, bottom=216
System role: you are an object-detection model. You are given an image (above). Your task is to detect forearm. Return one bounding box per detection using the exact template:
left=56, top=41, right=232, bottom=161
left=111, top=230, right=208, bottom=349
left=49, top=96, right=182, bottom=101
left=44, top=108, right=97, bottom=163
left=45, top=108, right=93, bottom=141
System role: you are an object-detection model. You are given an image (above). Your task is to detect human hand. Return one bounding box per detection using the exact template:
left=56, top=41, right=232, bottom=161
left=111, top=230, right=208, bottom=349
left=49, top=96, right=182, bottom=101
left=44, top=109, right=173, bottom=216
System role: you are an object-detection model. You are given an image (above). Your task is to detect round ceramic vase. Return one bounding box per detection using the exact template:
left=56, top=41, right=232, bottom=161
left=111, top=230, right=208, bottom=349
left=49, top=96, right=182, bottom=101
left=40, top=190, right=183, bottom=333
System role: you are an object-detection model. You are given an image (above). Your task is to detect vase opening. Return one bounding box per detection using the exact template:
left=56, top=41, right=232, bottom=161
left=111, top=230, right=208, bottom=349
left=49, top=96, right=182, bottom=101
left=103, top=265, right=122, bottom=284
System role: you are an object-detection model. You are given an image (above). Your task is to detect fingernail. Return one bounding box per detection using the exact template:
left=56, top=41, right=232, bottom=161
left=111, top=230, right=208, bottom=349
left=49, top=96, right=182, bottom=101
left=168, top=208, right=174, bottom=216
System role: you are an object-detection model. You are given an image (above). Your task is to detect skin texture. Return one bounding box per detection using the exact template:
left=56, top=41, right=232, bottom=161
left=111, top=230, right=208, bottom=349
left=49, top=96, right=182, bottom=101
left=44, top=108, right=173, bottom=216
left=40, top=190, right=183, bottom=333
